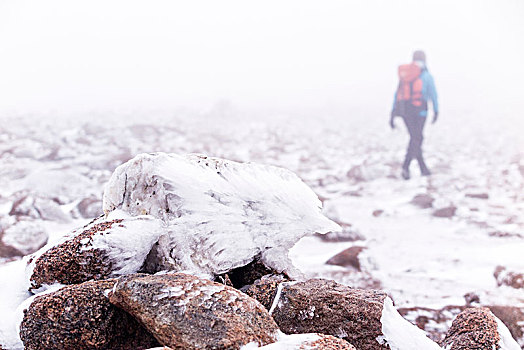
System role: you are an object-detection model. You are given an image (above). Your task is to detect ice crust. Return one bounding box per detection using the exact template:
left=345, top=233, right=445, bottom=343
left=379, top=297, right=443, bottom=349
left=86, top=210, right=166, bottom=276
left=103, top=153, right=339, bottom=276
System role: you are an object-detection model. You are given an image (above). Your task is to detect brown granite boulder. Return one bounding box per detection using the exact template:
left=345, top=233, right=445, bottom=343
left=264, top=278, right=389, bottom=349
left=243, top=274, right=289, bottom=310
left=440, top=307, right=500, bottom=349
left=19, top=279, right=159, bottom=350
left=28, top=216, right=163, bottom=291
left=109, top=273, right=279, bottom=349
left=400, top=304, right=524, bottom=347
left=326, top=246, right=366, bottom=270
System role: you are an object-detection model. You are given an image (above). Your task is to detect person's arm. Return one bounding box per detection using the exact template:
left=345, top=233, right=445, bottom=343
left=427, top=74, right=439, bottom=123
left=390, top=90, right=398, bottom=129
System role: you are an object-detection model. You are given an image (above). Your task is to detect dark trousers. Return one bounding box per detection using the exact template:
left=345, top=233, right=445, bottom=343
left=402, top=112, right=428, bottom=172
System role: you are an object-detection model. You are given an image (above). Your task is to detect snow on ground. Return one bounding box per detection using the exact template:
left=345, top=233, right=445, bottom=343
left=0, top=111, right=522, bottom=347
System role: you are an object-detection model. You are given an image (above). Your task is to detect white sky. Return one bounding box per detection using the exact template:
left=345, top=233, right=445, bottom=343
left=0, top=0, right=523, bottom=120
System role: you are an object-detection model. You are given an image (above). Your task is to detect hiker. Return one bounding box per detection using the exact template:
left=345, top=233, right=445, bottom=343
left=390, top=50, right=439, bottom=179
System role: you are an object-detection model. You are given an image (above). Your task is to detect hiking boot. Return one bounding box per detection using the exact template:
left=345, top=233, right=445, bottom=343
left=401, top=168, right=410, bottom=180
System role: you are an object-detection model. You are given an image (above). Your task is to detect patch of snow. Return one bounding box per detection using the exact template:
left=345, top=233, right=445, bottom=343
left=379, top=297, right=442, bottom=349
left=495, top=314, right=521, bottom=350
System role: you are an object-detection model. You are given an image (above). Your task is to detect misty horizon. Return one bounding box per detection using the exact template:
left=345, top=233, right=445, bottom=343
left=0, top=0, right=523, bottom=126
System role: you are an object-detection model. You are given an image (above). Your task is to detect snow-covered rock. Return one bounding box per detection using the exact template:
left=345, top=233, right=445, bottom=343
left=109, top=273, right=279, bottom=350
left=28, top=210, right=165, bottom=291
left=102, top=153, right=339, bottom=277
left=0, top=221, right=48, bottom=257
left=441, top=307, right=520, bottom=350
left=9, top=194, right=70, bottom=222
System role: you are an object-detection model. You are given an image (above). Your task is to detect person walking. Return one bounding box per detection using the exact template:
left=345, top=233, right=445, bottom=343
left=390, top=50, right=439, bottom=180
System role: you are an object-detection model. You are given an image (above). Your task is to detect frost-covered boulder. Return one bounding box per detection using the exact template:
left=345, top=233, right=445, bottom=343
left=19, top=279, right=160, bottom=350
left=9, top=194, right=70, bottom=222
left=28, top=211, right=164, bottom=291
left=0, top=220, right=48, bottom=257
left=108, top=273, right=279, bottom=350
left=441, top=307, right=521, bottom=350
left=248, top=278, right=441, bottom=350
left=75, top=195, right=103, bottom=219
left=242, top=333, right=356, bottom=349
left=102, top=153, right=339, bottom=277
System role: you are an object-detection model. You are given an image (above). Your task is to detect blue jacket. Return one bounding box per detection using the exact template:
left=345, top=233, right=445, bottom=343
left=392, top=66, right=439, bottom=117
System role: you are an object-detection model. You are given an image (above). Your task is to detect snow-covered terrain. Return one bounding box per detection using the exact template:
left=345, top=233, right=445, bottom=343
left=0, top=111, right=523, bottom=347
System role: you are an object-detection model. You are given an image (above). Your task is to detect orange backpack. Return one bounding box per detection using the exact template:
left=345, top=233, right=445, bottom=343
left=396, top=63, right=423, bottom=107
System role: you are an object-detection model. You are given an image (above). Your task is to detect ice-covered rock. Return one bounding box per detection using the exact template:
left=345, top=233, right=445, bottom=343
left=0, top=221, right=48, bottom=258
left=109, top=273, right=279, bottom=350
left=19, top=279, right=160, bottom=350
left=441, top=307, right=521, bottom=350
left=74, top=195, right=103, bottom=219
left=242, top=332, right=356, bottom=349
left=102, top=153, right=339, bottom=277
left=28, top=210, right=165, bottom=291
left=247, top=278, right=441, bottom=350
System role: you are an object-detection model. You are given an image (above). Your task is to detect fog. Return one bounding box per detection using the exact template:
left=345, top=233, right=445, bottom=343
left=0, top=0, right=523, bottom=124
